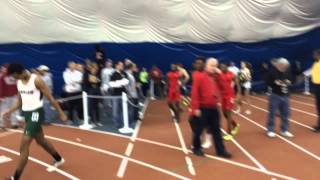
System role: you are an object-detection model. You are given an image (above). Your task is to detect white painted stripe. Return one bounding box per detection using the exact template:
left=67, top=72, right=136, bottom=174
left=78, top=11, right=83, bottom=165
left=48, top=123, right=296, bottom=180
left=252, top=96, right=317, bottom=118
left=0, top=155, right=12, bottom=164
left=292, top=95, right=314, bottom=101
left=220, top=129, right=268, bottom=172
left=0, top=146, right=80, bottom=180
left=117, top=158, right=129, bottom=178
left=185, top=156, right=195, bottom=176
left=0, top=131, right=16, bottom=138
left=236, top=112, right=320, bottom=161
left=125, top=143, right=134, bottom=157
left=203, top=154, right=297, bottom=180
left=173, top=120, right=188, bottom=154
left=246, top=101, right=314, bottom=131
left=7, top=129, right=295, bottom=180
left=290, top=98, right=315, bottom=107
left=117, top=99, right=148, bottom=178
left=131, top=121, right=142, bottom=142
left=171, top=109, right=196, bottom=176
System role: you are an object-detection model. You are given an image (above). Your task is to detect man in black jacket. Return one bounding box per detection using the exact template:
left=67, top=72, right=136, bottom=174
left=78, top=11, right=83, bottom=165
left=266, top=58, right=294, bottom=138
left=110, top=61, right=129, bottom=128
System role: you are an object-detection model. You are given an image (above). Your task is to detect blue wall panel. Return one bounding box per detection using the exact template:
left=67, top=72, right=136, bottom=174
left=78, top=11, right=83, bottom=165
left=0, top=27, right=319, bottom=95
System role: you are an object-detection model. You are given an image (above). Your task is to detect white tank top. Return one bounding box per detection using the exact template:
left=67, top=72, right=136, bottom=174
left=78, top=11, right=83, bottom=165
left=17, top=74, right=43, bottom=111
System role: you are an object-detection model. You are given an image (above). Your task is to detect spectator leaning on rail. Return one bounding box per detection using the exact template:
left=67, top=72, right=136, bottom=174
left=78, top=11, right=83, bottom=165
left=189, top=58, right=232, bottom=158
left=101, top=59, right=114, bottom=108
left=311, top=49, right=320, bottom=133
left=126, top=63, right=139, bottom=126
left=266, top=58, right=294, bottom=138
left=83, top=63, right=102, bottom=127
left=0, top=64, right=20, bottom=129
left=62, top=61, right=83, bottom=123
left=37, top=65, right=55, bottom=124
left=109, top=61, right=129, bottom=128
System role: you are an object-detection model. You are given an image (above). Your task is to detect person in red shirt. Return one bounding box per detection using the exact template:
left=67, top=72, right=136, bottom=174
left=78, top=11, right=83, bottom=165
left=0, top=64, right=19, bottom=129
left=149, top=65, right=164, bottom=99
left=189, top=58, right=231, bottom=158
left=219, top=63, right=241, bottom=141
left=167, top=64, right=182, bottom=122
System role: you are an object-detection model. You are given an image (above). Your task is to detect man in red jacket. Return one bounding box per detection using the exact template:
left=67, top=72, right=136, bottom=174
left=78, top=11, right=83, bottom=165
left=189, top=58, right=232, bottom=158
left=0, top=64, right=19, bottom=129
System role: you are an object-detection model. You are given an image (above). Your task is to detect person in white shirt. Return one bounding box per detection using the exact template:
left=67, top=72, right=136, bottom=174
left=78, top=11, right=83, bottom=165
left=228, top=62, right=240, bottom=76
left=37, top=65, right=54, bottom=124
left=239, top=61, right=252, bottom=115
left=62, top=61, right=83, bottom=122
left=126, top=63, right=139, bottom=125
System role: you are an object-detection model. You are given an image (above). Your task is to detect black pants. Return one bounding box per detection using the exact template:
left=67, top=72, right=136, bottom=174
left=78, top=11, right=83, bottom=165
left=189, top=108, right=226, bottom=155
left=314, top=84, right=320, bottom=127
left=88, top=88, right=100, bottom=123
left=62, top=91, right=83, bottom=121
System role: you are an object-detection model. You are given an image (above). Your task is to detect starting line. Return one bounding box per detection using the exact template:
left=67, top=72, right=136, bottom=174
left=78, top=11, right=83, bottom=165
left=0, top=155, right=12, bottom=164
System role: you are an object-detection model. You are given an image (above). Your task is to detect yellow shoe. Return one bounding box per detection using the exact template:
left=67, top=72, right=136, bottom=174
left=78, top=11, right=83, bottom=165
left=223, top=134, right=233, bottom=141
left=231, top=124, right=240, bottom=136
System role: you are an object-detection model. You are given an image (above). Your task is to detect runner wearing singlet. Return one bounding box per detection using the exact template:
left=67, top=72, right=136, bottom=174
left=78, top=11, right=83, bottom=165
left=2, top=63, right=67, bottom=180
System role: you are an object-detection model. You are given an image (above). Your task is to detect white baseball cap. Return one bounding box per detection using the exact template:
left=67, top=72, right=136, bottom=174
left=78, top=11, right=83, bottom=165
left=37, top=65, right=50, bottom=71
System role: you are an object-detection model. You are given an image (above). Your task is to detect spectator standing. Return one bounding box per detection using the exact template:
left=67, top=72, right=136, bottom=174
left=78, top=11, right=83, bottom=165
left=0, top=64, right=19, bottom=129
left=83, top=63, right=102, bottom=126
left=311, top=50, right=320, bottom=132
left=37, top=65, right=55, bottom=124
left=62, top=61, right=83, bottom=123
left=109, top=61, right=129, bottom=128
left=266, top=58, right=294, bottom=138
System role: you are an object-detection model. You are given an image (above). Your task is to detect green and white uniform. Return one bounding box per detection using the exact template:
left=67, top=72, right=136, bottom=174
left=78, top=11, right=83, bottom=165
left=17, top=74, right=44, bottom=137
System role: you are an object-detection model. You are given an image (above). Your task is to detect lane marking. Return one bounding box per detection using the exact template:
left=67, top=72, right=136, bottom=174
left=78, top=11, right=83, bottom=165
left=0, top=155, right=12, bottom=164
left=236, top=111, right=320, bottom=161
left=0, top=131, right=16, bottom=138
left=0, top=146, right=80, bottom=180
left=252, top=96, right=317, bottom=118
left=220, top=129, right=268, bottom=172
left=245, top=100, right=314, bottom=131
left=117, top=99, right=149, bottom=178
left=170, top=109, right=196, bottom=176
left=49, top=123, right=296, bottom=179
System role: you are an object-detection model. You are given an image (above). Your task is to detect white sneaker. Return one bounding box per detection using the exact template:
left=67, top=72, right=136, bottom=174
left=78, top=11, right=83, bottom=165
left=245, top=110, right=252, bottom=115
left=54, top=158, right=65, bottom=168
left=267, top=131, right=276, bottom=138
left=202, top=134, right=212, bottom=148
left=281, top=131, right=294, bottom=138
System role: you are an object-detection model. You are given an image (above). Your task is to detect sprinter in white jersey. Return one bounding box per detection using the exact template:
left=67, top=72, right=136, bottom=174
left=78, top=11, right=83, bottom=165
left=1, top=63, right=67, bottom=180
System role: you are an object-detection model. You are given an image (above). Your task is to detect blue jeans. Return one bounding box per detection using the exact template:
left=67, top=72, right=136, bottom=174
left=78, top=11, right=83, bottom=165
left=267, top=94, right=290, bottom=132
left=43, top=98, right=55, bottom=123
left=112, top=98, right=123, bottom=128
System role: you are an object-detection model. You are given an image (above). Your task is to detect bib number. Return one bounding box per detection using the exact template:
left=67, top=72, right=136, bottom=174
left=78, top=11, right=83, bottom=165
left=31, top=112, right=39, bottom=122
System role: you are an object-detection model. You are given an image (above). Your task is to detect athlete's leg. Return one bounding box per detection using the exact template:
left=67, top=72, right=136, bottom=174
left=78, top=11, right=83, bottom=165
left=34, top=130, right=62, bottom=162
left=11, top=134, right=33, bottom=180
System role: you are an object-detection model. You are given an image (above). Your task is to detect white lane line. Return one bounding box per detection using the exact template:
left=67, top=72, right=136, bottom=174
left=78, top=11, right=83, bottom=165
left=117, top=99, right=149, bottom=178
left=236, top=112, right=320, bottom=161
left=252, top=96, right=317, bottom=118
left=290, top=98, right=315, bottom=107
left=50, top=122, right=296, bottom=179
left=292, top=95, right=314, bottom=101
left=170, top=109, right=196, bottom=176
left=0, top=155, right=12, bottom=164
left=251, top=97, right=314, bottom=130
left=0, top=131, right=16, bottom=138
left=246, top=101, right=314, bottom=131
left=220, top=129, right=268, bottom=172
left=0, top=146, right=80, bottom=180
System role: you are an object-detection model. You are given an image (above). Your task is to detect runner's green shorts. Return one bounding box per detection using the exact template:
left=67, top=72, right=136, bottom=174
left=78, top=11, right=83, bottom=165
left=22, top=107, right=44, bottom=137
